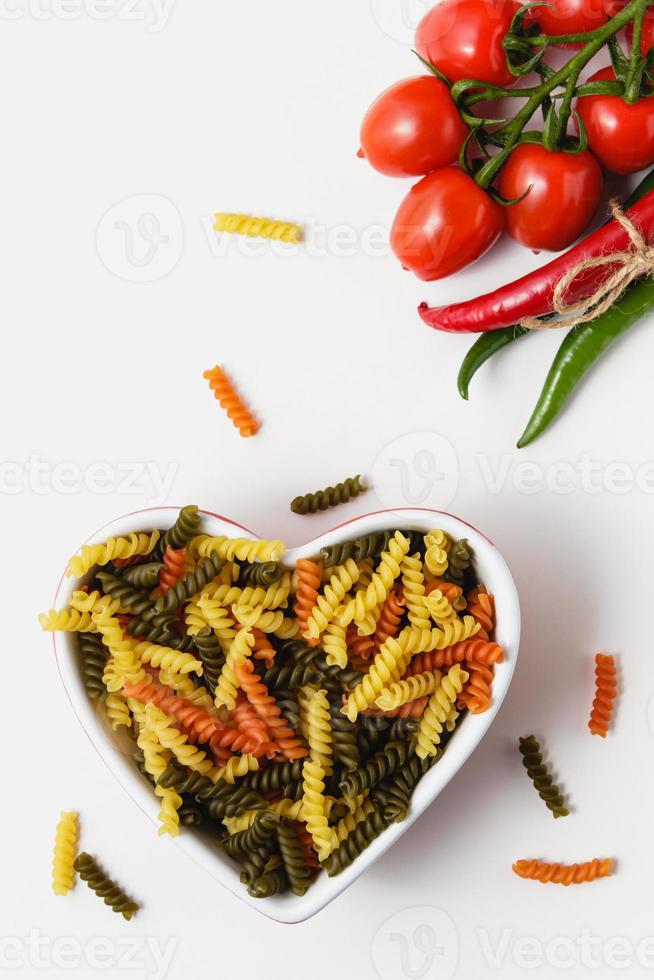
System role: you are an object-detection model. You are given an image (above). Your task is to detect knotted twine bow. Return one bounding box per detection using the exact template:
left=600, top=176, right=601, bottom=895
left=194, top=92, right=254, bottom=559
left=520, top=198, right=654, bottom=330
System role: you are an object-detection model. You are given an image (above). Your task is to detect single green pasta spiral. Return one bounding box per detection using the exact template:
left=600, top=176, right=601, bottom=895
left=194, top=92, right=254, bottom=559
left=241, top=759, right=304, bottom=797
left=193, top=626, right=225, bottom=692
left=126, top=611, right=178, bottom=645
left=237, top=561, right=282, bottom=587
left=158, top=763, right=267, bottom=812
left=312, top=655, right=363, bottom=692
left=96, top=572, right=157, bottom=619
left=223, top=812, right=278, bottom=857
left=373, top=750, right=441, bottom=822
left=120, top=562, right=163, bottom=589
left=330, top=701, right=360, bottom=771
left=178, top=802, right=203, bottom=826
left=153, top=504, right=201, bottom=559
left=519, top=735, right=569, bottom=819
left=74, top=853, right=139, bottom=920
left=291, top=475, right=367, bottom=515
left=389, top=717, right=420, bottom=741
left=276, top=820, right=312, bottom=896
left=206, top=787, right=270, bottom=821
left=445, top=538, right=472, bottom=586
left=155, top=554, right=223, bottom=613
left=322, top=809, right=392, bottom=877
left=340, top=741, right=410, bottom=797
left=235, top=846, right=273, bottom=886
left=319, top=529, right=423, bottom=566
left=78, top=633, right=107, bottom=701
left=249, top=862, right=288, bottom=898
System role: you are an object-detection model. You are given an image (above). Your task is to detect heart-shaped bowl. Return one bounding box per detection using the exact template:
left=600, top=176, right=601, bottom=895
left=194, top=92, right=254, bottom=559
left=52, top=506, right=520, bottom=923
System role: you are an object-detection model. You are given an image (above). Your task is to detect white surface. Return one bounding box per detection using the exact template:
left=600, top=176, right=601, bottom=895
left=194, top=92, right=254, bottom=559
left=54, top=507, right=520, bottom=924
left=3, top=0, right=654, bottom=977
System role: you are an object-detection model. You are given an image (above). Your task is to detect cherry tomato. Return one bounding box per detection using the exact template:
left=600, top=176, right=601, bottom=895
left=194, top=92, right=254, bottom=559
left=576, top=66, right=654, bottom=174
left=415, top=0, right=520, bottom=88
left=391, top=167, right=505, bottom=280
left=358, top=76, right=468, bottom=178
left=498, top=143, right=603, bottom=251
left=528, top=0, right=622, bottom=45
left=626, top=8, right=654, bottom=54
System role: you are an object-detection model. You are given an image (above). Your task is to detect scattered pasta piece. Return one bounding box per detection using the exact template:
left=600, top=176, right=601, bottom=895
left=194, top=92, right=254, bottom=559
left=52, top=811, right=79, bottom=896
left=214, top=212, right=302, bottom=244
left=519, top=735, right=569, bottom=819
left=291, top=475, right=367, bottom=515
left=74, top=853, right=139, bottom=919
left=203, top=365, right=259, bottom=438
left=513, top=858, right=613, bottom=886
left=589, top=653, right=617, bottom=737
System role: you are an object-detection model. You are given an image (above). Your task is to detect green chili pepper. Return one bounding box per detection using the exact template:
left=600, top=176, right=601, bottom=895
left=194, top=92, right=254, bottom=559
left=457, top=326, right=530, bottom=399
left=456, top=166, right=654, bottom=409
left=517, top=274, right=654, bottom=446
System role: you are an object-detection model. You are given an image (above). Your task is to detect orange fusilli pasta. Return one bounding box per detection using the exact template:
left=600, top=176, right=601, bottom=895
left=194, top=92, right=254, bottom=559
left=203, top=365, right=259, bottom=438
left=588, top=654, right=617, bottom=738
left=513, top=858, right=613, bottom=886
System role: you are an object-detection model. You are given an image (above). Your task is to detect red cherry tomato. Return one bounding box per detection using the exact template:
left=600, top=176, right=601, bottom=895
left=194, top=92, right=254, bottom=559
left=359, top=76, right=468, bottom=178
left=528, top=0, right=622, bottom=45
left=391, top=167, right=505, bottom=280
left=415, top=0, right=520, bottom=88
left=626, top=8, right=654, bottom=54
left=576, top=66, right=654, bottom=174
left=498, top=143, right=603, bottom=251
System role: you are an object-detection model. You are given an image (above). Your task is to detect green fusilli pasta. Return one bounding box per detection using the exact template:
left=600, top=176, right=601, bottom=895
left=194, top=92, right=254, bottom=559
left=73, top=853, right=139, bottom=920
left=519, top=735, right=570, bottom=819
left=290, top=475, right=367, bottom=515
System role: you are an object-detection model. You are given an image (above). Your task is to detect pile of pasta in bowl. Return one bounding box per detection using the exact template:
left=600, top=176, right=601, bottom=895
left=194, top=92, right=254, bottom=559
left=41, top=506, right=504, bottom=900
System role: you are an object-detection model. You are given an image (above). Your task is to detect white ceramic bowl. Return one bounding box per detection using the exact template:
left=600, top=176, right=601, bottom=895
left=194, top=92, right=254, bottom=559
left=52, top=506, right=520, bottom=923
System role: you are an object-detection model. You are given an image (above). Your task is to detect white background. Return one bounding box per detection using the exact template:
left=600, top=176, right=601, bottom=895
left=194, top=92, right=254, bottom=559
left=4, top=1, right=654, bottom=977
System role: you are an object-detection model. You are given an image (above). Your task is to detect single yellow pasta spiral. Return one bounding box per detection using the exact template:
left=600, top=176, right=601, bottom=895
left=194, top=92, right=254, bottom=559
left=401, top=553, right=431, bottom=632
left=301, top=758, right=333, bottom=860
left=52, top=811, right=78, bottom=895
left=39, top=608, right=98, bottom=633
left=350, top=532, right=411, bottom=628
left=191, top=535, right=285, bottom=564
left=144, top=703, right=215, bottom=776
left=105, top=692, right=131, bottom=730
left=135, top=707, right=182, bottom=837
left=184, top=599, right=210, bottom=636
left=195, top=597, right=235, bottom=631
left=132, top=640, right=203, bottom=677
left=214, top=627, right=254, bottom=709
left=272, top=617, right=299, bottom=640
left=424, top=590, right=456, bottom=624
left=223, top=797, right=306, bottom=835
left=424, top=529, right=450, bottom=577
left=415, top=665, right=468, bottom=759
left=214, top=753, right=259, bottom=785
left=305, top=558, right=361, bottom=640
left=375, top=670, right=443, bottom=712
left=214, top=212, right=302, bottom=244
left=321, top=616, right=348, bottom=668
left=426, top=616, right=479, bottom=650
left=232, top=605, right=287, bottom=633
left=93, top=600, right=144, bottom=690
left=305, top=687, right=333, bottom=776
left=342, top=626, right=419, bottom=722
left=67, top=531, right=160, bottom=578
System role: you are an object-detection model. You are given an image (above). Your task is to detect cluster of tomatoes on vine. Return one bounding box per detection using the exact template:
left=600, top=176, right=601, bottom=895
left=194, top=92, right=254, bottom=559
left=359, top=0, right=654, bottom=280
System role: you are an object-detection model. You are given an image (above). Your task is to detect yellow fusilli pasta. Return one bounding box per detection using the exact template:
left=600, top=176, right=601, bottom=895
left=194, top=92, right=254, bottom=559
left=67, top=531, right=160, bottom=578
left=52, top=811, right=79, bottom=896
left=213, top=626, right=254, bottom=709
left=424, top=529, right=450, bottom=577
left=375, top=670, right=443, bottom=712
left=305, top=558, right=361, bottom=640
left=191, top=535, right=285, bottom=564
left=415, top=665, right=468, bottom=759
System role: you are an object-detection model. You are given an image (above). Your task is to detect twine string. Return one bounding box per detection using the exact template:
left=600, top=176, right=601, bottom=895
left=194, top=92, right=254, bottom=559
left=520, top=199, right=654, bottom=330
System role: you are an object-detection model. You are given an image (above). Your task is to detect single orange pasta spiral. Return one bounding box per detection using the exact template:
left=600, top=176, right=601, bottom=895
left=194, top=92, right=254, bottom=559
left=203, top=366, right=259, bottom=438
left=466, top=588, right=495, bottom=640
left=458, top=660, right=494, bottom=714
left=252, top=627, right=276, bottom=667
left=294, top=559, right=322, bottom=636
left=235, top=658, right=308, bottom=761
left=123, top=677, right=229, bottom=758
left=588, top=654, right=617, bottom=738
left=373, top=587, right=405, bottom=649
left=346, top=623, right=375, bottom=661
left=154, top=546, right=186, bottom=597
left=406, top=638, right=504, bottom=676
left=362, top=696, right=428, bottom=719
left=513, top=858, right=613, bottom=886
left=229, top=693, right=277, bottom=758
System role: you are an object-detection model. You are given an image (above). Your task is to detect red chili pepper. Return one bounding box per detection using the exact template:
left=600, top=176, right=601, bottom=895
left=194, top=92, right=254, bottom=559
left=418, top=190, right=654, bottom=333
